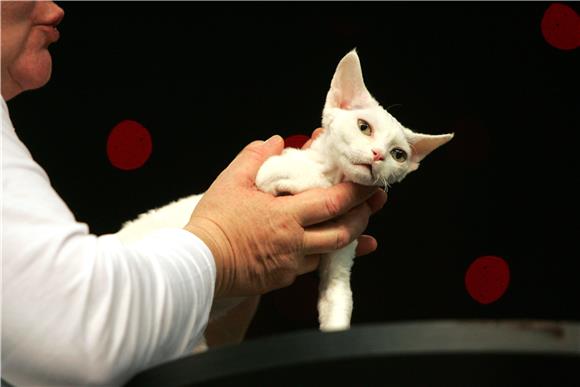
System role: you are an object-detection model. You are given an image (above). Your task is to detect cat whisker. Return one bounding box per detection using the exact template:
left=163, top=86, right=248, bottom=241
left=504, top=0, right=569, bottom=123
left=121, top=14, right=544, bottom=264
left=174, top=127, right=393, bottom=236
left=384, top=177, right=391, bottom=192
left=379, top=176, right=389, bottom=192
left=372, top=173, right=387, bottom=193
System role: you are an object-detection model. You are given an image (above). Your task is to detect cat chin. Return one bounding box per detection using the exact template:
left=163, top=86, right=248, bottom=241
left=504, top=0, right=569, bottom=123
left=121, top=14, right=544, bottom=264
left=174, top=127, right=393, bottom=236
left=342, top=166, right=376, bottom=186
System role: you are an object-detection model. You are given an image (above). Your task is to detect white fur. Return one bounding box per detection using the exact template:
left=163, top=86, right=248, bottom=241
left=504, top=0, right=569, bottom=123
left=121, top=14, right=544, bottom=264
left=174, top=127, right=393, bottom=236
left=117, top=195, right=203, bottom=243
left=117, top=195, right=243, bottom=351
left=116, top=50, right=454, bottom=342
left=257, top=50, right=453, bottom=331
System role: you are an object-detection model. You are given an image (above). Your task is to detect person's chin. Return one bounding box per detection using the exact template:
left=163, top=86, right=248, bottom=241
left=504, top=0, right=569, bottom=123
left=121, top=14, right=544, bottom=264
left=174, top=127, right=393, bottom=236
left=15, top=53, right=53, bottom=92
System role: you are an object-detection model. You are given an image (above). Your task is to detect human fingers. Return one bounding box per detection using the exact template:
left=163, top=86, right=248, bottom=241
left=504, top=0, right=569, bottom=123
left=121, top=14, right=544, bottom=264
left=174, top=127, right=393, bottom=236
left=296, top=236, right=376, bottom=278
left=227, top=135, right=285, bottom=183
left=287, top=182, right=378, bottom=227
left=355, top=235, right=378, bottom=256
left=299, top=236, right=376, bottom=275
left=367, top=190, right=388, bottom=214
left=296, top=254, right=322, bottom=275
left=312, top=127, right=324, bottom=139
left=302, top=202, right=372, bottom=254
left=299, top=235, right=376, bottom=275
left=301, top=127, right=325, bottom=149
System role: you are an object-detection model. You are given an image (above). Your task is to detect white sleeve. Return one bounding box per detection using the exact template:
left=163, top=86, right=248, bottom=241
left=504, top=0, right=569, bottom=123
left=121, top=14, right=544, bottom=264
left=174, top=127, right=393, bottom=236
left=1, top=99, right=216, bottom=386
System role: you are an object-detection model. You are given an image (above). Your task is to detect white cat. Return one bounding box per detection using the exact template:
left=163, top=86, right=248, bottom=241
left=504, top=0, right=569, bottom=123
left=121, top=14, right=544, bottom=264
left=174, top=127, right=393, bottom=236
left=257, top=50, right=453, bottom=331
left=117, top=50, right=453, bottom=339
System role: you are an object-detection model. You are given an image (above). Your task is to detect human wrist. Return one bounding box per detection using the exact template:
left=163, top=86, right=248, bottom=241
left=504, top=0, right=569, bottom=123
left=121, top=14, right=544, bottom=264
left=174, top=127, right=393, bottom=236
left=184, top=216, right=233, bottom=298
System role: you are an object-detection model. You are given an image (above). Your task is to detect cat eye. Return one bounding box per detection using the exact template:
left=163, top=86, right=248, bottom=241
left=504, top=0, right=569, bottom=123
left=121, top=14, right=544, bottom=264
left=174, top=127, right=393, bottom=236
left=390, top=147, right=407, bottom=162
left=357, top=119, right=372, bottom=136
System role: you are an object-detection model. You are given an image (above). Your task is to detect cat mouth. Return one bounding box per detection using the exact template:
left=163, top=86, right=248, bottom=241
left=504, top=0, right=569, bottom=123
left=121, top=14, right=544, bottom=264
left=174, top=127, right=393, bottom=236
left=353, top=163, right=373, bottom=178
left=353, top=163, right=387, bottom=189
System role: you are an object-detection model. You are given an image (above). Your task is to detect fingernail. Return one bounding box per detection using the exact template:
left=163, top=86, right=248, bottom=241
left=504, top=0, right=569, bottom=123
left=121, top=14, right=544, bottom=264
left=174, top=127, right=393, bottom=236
left=265, top=134, right=282, bottom=145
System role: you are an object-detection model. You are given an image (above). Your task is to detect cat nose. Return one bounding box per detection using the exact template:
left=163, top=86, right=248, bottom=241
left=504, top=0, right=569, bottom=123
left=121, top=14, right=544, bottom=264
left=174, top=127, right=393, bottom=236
left=372, top=149, right=385, bottom=162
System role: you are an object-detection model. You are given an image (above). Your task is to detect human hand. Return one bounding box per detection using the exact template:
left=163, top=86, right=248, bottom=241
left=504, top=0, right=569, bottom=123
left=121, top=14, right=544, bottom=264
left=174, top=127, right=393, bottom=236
left=302, top=128, right=383, bottom=258
left=185, top=134, right=387, bottom=298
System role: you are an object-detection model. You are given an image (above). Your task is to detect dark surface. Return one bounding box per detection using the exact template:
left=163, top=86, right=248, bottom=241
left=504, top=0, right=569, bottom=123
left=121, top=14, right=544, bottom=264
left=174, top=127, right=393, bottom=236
left=126, top=321, right=580, bottom=387
left=129, top=355, right=580, bottom=387
left=7, top=2, right=580, bottom=339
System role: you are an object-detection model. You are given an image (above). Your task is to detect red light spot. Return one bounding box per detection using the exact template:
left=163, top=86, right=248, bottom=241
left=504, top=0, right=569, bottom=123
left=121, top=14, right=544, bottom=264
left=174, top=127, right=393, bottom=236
left=465, top=256, right=510, bottom=304
left=284, top=134, right=310, bottom=149
left=107, top=120, right=152, bottom=170
left=541, top=3, right=580, bottom=50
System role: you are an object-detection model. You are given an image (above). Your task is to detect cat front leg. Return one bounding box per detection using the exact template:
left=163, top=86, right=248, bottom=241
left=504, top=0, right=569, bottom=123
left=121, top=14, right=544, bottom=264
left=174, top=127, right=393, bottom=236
left=317, top=240, right=357, bottom=331
left=256, top=150, right=329, bottom=196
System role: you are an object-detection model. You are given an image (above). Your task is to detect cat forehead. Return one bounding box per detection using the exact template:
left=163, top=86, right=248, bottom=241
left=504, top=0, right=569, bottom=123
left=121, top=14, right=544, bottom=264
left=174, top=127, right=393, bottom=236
left=365, top=108, right=400, bottom=129
left=357, top=109, right=407, bottom=138
left=327, top=106, right=408, bottom=143
left=335, top=107, right=391, bottom=123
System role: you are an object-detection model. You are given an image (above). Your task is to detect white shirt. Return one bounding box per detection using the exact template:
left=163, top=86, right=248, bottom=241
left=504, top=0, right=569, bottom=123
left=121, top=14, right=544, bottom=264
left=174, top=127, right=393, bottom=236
left=1, top=97, right=216, bottom=386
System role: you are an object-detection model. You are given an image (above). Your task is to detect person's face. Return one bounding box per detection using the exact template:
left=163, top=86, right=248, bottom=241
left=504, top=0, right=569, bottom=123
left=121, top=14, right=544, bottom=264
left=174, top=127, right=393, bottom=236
left=1, top=1, right=64, bottom=100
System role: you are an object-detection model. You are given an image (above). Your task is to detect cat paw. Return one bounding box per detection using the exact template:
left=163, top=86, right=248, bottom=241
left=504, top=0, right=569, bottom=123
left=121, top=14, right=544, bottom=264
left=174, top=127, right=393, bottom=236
left=318, top=298, right=352, bottom=332
left=319, top=320, right=351, bottom=332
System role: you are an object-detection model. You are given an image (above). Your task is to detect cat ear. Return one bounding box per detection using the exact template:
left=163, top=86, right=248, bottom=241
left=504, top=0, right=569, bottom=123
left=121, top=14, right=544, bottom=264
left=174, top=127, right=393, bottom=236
left=324, top=49, right=378, bottom=111
left=404, top=128, right=454, bottom=171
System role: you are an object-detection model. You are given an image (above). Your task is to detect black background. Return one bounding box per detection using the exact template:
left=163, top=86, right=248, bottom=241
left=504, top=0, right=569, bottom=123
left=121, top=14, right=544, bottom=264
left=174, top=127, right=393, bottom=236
left=7, top=2, right=580, bottom=339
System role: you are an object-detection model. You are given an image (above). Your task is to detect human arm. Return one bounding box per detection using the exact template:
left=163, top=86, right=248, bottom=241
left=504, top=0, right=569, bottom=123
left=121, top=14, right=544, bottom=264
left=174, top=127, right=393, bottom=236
left=1, top=102, right=215, bottom=386
left=202, top=296, right=261, bottom=348
left=2, top=96, right=384, bottom=385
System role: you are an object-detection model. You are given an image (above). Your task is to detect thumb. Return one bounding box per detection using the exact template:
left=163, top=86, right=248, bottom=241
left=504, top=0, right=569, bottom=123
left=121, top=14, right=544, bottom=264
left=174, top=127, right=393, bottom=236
left=230, top=135, right=284, bottom=180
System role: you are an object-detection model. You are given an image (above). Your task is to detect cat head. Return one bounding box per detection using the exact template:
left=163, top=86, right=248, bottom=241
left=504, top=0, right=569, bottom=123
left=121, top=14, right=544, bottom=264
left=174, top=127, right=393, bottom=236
left=321, top=50, right=453, bottom=187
